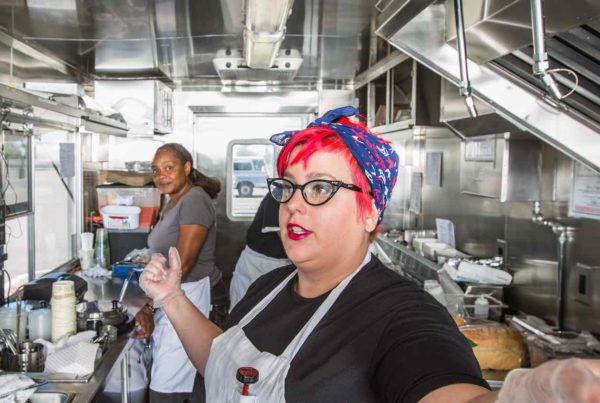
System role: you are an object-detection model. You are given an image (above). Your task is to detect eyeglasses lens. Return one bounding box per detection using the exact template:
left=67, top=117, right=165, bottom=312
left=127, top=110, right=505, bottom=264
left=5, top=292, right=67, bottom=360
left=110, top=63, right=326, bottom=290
left=303, top=181, right=334, bottom=205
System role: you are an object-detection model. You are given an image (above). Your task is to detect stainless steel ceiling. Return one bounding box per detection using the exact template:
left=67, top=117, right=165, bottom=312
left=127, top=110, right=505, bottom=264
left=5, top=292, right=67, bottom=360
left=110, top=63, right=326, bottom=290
left=0, top=0, right=373, bottom=86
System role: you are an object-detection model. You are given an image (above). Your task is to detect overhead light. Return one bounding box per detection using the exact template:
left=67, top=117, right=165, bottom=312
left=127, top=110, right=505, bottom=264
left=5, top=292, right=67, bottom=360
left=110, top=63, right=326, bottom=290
left=243, top=0, right=294, bottom=68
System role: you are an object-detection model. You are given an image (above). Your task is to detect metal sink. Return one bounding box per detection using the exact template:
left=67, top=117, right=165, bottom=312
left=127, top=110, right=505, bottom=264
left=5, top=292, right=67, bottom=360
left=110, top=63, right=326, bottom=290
left=28, top=392, right=74, bottom=403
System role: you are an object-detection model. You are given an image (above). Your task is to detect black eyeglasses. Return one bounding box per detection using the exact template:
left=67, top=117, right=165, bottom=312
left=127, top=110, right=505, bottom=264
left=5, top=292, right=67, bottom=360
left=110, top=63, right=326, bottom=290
left=267, top=177, right=364, bottom=206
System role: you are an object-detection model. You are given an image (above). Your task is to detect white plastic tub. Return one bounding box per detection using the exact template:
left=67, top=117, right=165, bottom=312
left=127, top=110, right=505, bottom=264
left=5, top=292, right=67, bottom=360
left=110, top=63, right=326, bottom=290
left=101, top=205, right=141, bottom=230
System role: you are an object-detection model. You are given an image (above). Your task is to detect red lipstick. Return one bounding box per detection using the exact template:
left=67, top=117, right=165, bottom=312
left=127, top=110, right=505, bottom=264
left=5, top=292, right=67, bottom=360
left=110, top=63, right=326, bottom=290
left=287, top=223, right=311, bottom=240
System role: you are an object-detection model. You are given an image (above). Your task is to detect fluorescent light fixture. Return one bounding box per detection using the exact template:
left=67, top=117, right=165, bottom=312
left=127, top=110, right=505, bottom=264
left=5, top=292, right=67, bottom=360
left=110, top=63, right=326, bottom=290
left=243, top=0, right=294, bottom=68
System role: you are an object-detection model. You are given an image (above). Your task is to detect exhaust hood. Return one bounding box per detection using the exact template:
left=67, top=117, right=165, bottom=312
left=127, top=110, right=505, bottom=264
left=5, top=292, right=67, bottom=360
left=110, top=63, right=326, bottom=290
left=441, top=79, right=522, bottom=138
left=378, top=1, right=600, bottom=172
left=444, top=0, right=600, bottom=64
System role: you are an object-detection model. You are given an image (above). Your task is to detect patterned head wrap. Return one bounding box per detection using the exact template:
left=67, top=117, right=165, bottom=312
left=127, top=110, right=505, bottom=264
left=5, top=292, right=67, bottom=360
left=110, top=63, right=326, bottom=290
left=270, top=106, right=399, bottom=224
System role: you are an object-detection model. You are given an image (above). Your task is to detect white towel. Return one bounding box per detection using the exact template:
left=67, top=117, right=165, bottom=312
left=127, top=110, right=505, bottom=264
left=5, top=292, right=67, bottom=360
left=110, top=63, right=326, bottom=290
left=0, top=374, right=36, bottom=402
left=44, top=342, right=100, bottom=376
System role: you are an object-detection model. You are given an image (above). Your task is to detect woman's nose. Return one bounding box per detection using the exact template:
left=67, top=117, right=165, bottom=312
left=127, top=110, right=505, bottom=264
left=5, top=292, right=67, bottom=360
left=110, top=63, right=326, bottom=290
left=285, top=188, right=306, bottom=213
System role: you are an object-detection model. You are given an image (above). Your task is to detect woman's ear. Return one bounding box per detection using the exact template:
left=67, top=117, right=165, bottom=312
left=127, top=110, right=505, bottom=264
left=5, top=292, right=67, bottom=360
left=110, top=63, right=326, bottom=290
left=184, top=161, right=192, bottom=176
left=363, top=200, right=378, bottom=233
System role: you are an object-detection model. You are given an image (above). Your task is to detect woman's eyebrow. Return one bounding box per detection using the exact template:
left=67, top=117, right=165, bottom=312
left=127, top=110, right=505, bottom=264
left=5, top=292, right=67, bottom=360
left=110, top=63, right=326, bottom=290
left=306, top=172, right=336, bottom=180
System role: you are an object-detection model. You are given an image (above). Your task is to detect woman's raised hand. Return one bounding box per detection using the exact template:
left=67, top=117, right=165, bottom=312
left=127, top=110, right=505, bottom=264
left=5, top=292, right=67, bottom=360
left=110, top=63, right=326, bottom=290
left=497, top=358, right=600, bottom=403
left=140, top=247, right=185, bottom=306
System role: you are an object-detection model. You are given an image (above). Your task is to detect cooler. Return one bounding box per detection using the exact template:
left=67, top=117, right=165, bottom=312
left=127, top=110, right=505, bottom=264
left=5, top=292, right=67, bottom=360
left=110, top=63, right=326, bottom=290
left=96, top=184, right=161, bottom=229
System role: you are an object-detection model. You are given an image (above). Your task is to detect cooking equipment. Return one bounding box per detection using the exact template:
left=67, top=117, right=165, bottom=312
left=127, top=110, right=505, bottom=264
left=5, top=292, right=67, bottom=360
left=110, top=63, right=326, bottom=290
left=1, top=341, right=46, bottom=372
left=76, top=300, right=127, bottom=331
left=0, top=328, right=17, bottom=354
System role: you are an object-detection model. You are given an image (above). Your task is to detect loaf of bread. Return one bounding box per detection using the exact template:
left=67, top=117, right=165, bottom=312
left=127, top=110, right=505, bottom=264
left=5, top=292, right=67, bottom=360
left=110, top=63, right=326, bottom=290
left=460, top=325, right=526, bottom=370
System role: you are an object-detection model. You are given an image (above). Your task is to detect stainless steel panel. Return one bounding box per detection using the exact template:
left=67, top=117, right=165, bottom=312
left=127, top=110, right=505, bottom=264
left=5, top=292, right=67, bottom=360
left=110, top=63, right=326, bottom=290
left=0, top=32, right=75, bottom=81
left=383, top=124, right=600, bottom=333
left=375, top=0, right=437, bottom=39
left=419, top=129, right=504, bottom=257
left=444, top=0, right=600, bottom=64
left=460, top=135, right=503, bottom=199
left=500, top=135, right=543, bottom=202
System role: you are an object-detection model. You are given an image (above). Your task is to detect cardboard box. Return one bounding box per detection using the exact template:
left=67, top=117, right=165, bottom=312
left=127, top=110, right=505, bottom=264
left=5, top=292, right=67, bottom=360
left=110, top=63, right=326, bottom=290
left=99, top=170, right=154, bottom=187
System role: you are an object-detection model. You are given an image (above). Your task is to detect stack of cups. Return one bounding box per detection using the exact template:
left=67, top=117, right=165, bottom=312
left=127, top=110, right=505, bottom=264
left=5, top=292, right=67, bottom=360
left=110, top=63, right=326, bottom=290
left=94, top=228, right=111, bottom=269
left=79, top=232, right=95, bottom=270
left=51, top=280, right=77, bottom=343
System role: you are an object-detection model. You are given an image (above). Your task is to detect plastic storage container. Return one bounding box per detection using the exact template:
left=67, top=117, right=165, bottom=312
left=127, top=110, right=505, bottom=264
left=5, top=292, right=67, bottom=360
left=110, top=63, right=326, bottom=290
left=101, top=205, right=142, bottom=230
left=28, top=306, right=52, bottom=341
left=0, top=302, right=28, bottom=343
left=473, top=296, right=490, bottom=319
left=112, top=262, right=145, bottom=278
left=97, top=185, right=160, bottom=229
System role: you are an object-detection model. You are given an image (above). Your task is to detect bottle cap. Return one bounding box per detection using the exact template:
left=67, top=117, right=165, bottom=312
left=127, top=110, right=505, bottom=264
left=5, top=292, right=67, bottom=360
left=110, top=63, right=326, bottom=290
left=236, top=367, right=259, bottom=384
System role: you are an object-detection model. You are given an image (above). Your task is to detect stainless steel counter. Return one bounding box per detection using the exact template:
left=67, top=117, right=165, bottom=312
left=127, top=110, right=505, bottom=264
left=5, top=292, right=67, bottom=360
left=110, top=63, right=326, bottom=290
left=36, top=273, right=149, bottom=402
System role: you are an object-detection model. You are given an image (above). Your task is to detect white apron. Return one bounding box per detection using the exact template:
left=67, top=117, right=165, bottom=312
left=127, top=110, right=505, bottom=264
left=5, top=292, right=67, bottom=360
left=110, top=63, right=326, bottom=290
left=150, top=277, right=211, bottom=393
left=229, top=246, right=290, bottom=311
left=205, top=255, right=369, bottom=402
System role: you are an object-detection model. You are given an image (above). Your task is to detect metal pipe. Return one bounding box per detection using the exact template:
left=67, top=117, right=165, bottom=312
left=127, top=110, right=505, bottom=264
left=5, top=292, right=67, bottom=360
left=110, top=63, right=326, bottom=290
left=453, top=0, right=478, bottom=117
left=118, top=267, right=145, bottom=304
left=121, top=349, right=130, bottom=403
left=531, top=201, right=569, bottom=330
left=529, top=0, right=563, bottom=99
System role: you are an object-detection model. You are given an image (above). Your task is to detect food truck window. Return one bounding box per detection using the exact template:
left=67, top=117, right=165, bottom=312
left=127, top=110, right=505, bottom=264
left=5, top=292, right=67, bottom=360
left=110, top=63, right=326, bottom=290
left=3, top=216, right=29, bottom=295
left=1, top=131, right=32, bottom=216
left=194, top=114, right=308, bottom=221
left=34, top=129, right=77, bottom=277
left=228, top=142, right=278, bottom=219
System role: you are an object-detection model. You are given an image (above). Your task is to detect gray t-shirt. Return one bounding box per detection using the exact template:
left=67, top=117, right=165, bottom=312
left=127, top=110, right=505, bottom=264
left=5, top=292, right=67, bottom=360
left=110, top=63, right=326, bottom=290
left=148, top=186, right=221, bottom=284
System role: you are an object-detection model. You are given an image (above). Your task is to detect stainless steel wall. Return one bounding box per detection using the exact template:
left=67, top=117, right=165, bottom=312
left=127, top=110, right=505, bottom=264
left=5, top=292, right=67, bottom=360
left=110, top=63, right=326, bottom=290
left=383, top=127, right=600, bottom=334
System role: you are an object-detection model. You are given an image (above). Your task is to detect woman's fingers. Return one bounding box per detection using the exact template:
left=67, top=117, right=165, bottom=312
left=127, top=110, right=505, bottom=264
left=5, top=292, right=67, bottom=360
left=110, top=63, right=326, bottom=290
left=553, top=359, right=600, bottom=403
left=143, top=261, right=168, bottom=281
left=168, top=247, right=182, bottom=281
left=134, top=310, right=153, bottom=338
left=151, top=253, right=167, bottom=265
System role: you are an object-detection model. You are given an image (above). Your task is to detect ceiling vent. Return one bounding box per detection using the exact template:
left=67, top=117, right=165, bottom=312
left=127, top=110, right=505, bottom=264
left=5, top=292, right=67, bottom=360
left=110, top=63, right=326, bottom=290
left=213, top=49, right=302, bottom=82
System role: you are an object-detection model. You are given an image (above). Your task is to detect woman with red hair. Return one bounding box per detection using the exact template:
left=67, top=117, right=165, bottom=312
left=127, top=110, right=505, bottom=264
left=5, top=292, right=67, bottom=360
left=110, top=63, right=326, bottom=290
left=140, top=107, right=600, bottom=402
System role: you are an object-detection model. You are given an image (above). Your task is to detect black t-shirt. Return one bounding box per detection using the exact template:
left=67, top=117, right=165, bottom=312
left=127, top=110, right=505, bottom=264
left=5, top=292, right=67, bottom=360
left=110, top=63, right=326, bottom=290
left=226, top=256, right=489, bottom=403
left=245, top=195, right=287, bottom=259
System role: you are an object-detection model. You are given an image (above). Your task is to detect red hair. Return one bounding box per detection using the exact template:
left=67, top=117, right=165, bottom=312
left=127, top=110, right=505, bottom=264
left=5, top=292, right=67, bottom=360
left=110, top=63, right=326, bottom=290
left=276, top=124, right=374, bottom=220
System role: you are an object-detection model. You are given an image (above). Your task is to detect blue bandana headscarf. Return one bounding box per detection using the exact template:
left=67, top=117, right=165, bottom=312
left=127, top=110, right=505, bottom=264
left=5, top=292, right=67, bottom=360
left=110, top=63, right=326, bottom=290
left=270, top=106, right=399, bottom=224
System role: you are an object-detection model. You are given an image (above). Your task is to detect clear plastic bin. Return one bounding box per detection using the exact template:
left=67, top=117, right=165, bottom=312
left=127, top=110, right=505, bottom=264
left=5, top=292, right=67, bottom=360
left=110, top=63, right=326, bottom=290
left=526, top=331, right=600, bottom=367
left=97, top=186, right=160, bottom=229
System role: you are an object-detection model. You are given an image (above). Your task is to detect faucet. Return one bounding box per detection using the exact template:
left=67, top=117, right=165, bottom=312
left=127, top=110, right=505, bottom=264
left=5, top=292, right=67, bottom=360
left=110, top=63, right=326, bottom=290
left=118, top=267, right=145, bottom=304
left=531, top=201, right=571, bottom=330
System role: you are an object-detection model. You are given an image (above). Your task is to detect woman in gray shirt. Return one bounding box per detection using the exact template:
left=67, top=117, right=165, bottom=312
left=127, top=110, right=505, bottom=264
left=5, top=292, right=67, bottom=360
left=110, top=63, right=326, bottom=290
left=135, top=143, right=227, bottom=402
